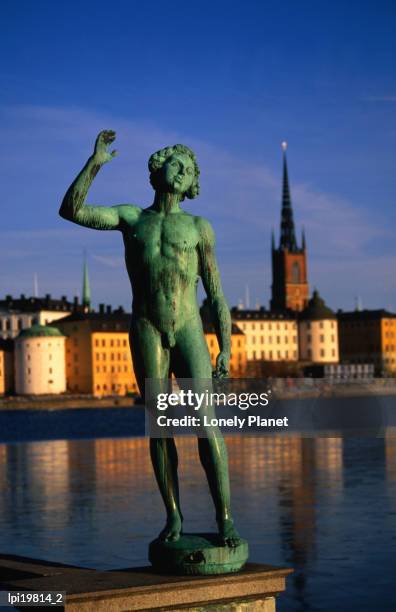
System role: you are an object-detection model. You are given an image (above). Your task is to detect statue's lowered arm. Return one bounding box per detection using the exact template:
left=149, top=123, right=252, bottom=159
left=59, top=130, right=129, bottom=230
left=197, top=218, right=231, bottom=378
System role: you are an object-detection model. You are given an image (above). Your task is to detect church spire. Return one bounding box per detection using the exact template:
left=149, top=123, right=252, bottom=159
left=279, top=141, right=297, bottom=251
left=82, top=251, right=91, bottom=312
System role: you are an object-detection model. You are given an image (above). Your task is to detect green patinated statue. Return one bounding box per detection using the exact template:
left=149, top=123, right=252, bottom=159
left=60, top=131, right=247, bottom=572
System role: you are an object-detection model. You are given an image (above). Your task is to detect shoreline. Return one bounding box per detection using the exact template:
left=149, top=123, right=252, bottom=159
left=1, top=381, right=396, bottom=411
left=0, top=395, right=140, bottom=411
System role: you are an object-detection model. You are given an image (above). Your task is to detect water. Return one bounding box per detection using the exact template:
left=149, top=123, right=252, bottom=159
left=1, top=408, right=396, bottom=611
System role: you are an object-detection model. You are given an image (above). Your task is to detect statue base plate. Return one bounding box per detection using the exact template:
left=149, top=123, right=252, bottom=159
left=149, top=533, right=249, bottom=576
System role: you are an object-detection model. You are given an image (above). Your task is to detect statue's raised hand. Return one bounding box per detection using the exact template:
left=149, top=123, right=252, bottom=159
left=93, top=130, right=118, bottom=164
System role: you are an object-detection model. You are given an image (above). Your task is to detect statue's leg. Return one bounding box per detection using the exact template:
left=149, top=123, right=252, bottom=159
left=172, top=319, right=241, bottom=547
left=130, top=318, right=182, bottom=542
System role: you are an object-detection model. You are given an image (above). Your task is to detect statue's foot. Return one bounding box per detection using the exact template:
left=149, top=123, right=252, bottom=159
left=158, top=514, right=182, bottom=543
left=218, top=518, right=242, bottom=548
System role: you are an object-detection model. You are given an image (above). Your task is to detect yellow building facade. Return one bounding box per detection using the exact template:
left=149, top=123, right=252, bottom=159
left=0, top=340, right=14, bottom=395
left=204, top=323, right=247, bottom=377
left=55, top=310, right=138, bottom=397
left=56, top=308, right=247, bottom=396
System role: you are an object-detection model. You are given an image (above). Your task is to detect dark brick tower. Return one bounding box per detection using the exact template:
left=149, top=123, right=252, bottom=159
left=270, top=142, right=309, bottom=312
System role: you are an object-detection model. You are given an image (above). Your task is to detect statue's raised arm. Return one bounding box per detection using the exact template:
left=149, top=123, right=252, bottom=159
left=59, top=130, right=132, bottom=230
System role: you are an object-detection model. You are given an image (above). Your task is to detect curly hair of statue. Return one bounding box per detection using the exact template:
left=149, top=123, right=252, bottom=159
left=148, top=144, right=200, bottom=200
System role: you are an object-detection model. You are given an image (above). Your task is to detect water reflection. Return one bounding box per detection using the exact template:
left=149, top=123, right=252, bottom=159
left=1, top=434, right=396, bottom=610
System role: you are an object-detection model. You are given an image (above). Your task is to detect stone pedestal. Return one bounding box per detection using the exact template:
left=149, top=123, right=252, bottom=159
left=0, top=554, right=293, bottom=611
left=149, top=533, right=249, bottom=575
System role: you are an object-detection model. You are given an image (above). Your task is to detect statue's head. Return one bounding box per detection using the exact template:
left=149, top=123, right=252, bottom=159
left=148, top=144, right=200, bottom=200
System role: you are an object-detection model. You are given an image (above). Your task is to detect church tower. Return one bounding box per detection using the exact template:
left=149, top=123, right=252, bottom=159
left=270, top=142, right=309, bottom=312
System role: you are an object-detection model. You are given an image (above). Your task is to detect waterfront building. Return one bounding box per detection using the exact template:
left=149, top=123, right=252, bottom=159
left=338, top=309, right=396, bottom=375
left=0, top=339, right=14, bottom=395
left=55, top=306, right=138, bottom=396
left=231, top=307, right=298, bottom=362
left=298, top=290, right=339, bottom=363
left=0, top=294, right=78, bottom=340
left=14, top=325, right=66, bottom=395
left=199, top=300, right=247, bottom=374
left=271, top=143, right=309, bottom=312
left=204, top=322, right=247, bottom=377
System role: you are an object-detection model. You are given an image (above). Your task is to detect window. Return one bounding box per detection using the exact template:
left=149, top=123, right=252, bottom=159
left=319, top=322, right=324, bottom=329
left=95, top=339, right=99, bottom=347
left=292, top=262, right=300, bottom=283
left=49, top=368, right=52, bottom=374
left=110, top=339, right=114, bottom=347
left=102, top=339, right=106, bottom=347
left=320, top=335, right=325, bottom=343
left=276, top=336, right=280, bottom=344
left=252, top=350, right=256, bottom=359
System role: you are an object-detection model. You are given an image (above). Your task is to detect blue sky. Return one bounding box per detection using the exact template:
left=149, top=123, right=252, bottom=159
left=1, top=0, right=396, bottom=311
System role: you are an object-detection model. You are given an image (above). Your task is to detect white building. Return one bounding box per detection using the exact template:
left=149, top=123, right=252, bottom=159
left=15, top=325, right=66, bottom=395
left=0, top=294, right=77, bottom=339
left=298, top=290, right=339, bottom=363
left=231, top=308, right=299, bottom=361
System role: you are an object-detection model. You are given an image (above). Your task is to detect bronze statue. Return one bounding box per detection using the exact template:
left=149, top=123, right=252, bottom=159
left=60, top=131, right=246, bottom=573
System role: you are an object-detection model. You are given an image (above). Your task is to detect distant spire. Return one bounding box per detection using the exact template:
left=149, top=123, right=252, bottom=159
left=355, top=295, right=363, bottom=312
left=82, top=251, right=91, bottom=312
left=279, top=141, right=298, bottom=251
left=301, top=227, right=306, bottom=249
left=33, top=273, right=39, bottom=298
left=245, top=285, right=250, bottom=309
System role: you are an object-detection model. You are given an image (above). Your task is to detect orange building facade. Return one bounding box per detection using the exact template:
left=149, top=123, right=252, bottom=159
left=55, top=308, right=247, bottom=396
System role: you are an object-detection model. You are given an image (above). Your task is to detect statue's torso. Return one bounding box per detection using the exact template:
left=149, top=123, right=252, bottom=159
left=122, top=207, right=202, bottom=334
